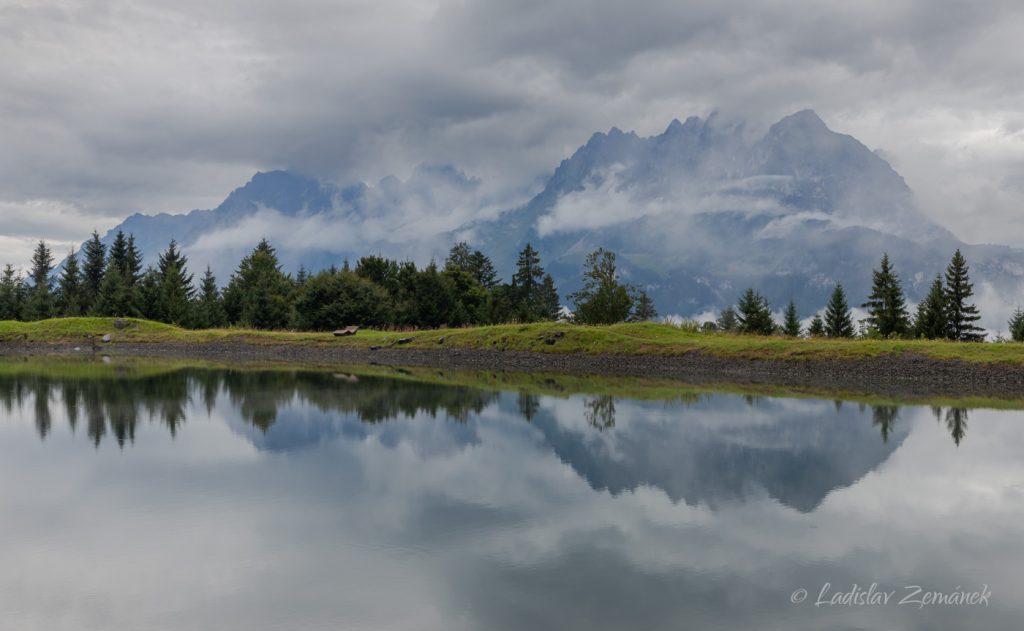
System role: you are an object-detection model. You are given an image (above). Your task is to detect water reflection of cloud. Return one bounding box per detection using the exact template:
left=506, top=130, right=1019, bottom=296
left=0, top=370, right=1021, bottom=630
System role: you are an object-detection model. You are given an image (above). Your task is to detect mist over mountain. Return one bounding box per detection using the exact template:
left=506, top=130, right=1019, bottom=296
left=94, top=110, right=1024, bottom=329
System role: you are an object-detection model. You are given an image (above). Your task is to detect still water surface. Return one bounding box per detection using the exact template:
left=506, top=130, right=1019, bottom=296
left=0, top=362, right=1021, bottom=630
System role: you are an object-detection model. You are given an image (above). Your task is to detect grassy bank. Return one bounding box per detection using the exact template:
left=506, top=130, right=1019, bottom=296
left=3, top=317, right=1024, bottom=364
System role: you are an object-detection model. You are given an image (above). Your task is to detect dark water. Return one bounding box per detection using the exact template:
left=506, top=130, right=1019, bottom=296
left=0, top=361, right=1021, bottom=630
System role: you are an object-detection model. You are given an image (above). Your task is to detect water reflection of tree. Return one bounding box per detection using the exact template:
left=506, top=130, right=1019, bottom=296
left=871, top=405, right=900, bottom=443
left=517, top=392, right=539, bottom=422
left=0, top=368, right=500, bottom=446
left=585, top=396, right=616, bottom=431
left=945, top=408, right=968, bottom=446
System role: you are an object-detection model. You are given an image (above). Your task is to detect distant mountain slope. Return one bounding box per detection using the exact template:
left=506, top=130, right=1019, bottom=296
left=92, top=110, right=1024, bottom=329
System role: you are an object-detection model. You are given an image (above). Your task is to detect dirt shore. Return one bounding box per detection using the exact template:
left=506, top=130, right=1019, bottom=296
left=4, top=340, right=1024, bottom=399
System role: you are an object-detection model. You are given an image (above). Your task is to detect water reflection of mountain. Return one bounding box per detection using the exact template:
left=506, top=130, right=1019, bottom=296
left=525, top=396, right=911, bottom=512
left=225, top=371, right=494, bottom=452
left=0, top=365, right=971, bottom=509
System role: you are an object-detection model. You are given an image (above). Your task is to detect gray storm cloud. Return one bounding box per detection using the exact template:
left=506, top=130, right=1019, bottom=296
left=1, top=0, right=1024, bottom=258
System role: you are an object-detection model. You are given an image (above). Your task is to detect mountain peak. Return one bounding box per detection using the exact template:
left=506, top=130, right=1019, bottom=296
left=663, top=115, right=703, bottom=136
left=769, top=109, right=829, bottom=136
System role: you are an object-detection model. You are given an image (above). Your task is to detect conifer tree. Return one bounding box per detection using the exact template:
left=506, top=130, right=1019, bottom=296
left=736, top=288, right=774, bottom=335
left=913, top=275, right=947, bottom=339
left=824, top=284, right=855, bottom=338
left=25, top=241, right=55, bottom=320
left=223, top=239, right=292, bottom=329
left=194, top=266, right=226, bottom=329
left=81, top=231, right=106, bottom=313
left=631, top=288, right=657, bottom=322
left=512, top=243, right=545, bottom=319
left=1009, top=307, right=1024, bottom=343
left=807, top=314, right=825, bottom=337
left=156, top=240, right=194, bottom=326
left=94, top=267, right=135, bottom=317
left=862, top=253, right=909, bottom=337
left=943, top=249, right=984, bottom=341
left=716, top=306, right=739, bottom=332
left=0, top=264, right=23, bottom=320
left=539, top=273, right=562, bottom=320
left=469, top=250, right=499, bottom=289
left=124, top=234, right=143, bottom=286
left=133, top=267, right=161, bottom=320
left=108, top=231, right=129, bottom=275
left=782, top=300, right=801, bottom=337
left=57, top=247, right=84, bottom=316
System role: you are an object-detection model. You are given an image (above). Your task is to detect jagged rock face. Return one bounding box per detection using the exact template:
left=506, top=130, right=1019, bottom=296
left=92, top=111, right=1024, bottom=327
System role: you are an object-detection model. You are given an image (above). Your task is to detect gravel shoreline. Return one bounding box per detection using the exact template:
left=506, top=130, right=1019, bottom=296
left=4, top=340, right=1024, bottom=399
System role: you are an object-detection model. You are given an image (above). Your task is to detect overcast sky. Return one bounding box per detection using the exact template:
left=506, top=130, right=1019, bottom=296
left=2, top=0, right=1023, bottom=264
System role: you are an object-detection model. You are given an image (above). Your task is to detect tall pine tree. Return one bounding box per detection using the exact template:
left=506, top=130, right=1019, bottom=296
left=25, top=241, right=55, bottom=321
left=0, top=264, right=23, bottom=320
left=124, top=234, right=143, bottom=286
left=824, top=284, right=855, bottom=338
left=943, top=249, right=984, bottom=341
left=81, top=231, right=106, bottom=314
left=223, top=239, right=292, bottom=329
left=913, top=275, right=947, bottom=339
left=862, top=253, right=909, bottom=337
left=539, top=274, right=562, bottom=320
left=194, top=266, right=226, bottom=329
left=512, top=243, right=545, bottom=320
left=156, top=240, right=194, bottom=326
left=57, top=247, right=84, bottom=316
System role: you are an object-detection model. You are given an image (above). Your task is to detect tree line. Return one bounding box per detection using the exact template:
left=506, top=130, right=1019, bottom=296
left=0, top=233, right=656, bottom=329
left=712, top=250, right=1005, bottom=341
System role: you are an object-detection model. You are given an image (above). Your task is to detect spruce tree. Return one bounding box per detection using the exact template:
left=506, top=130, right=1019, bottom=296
left=1009, top=307, right=1024, bottom=343
left=631, top=288, right=657, bottom=322
left=194, top=266, right=226, bottom=329
left=134, top=267, right=161, bottom=320
left=468, top=250, right=499, bottom=289
left=25, top=241, right=55, bottom=320
left=124, top=234, right=143, bottom=286
left=81, top=231, right=106, bottom=313
left=223, top=239, right=292, bottom=329
left=716, top=306, right=739, bottom=332
left=94, top=266, right=134, bottom=316
left=862, top=253, right=909, bottom=337
left=913, top=275, right=947, bottom=339
left=539, top=273, right=561, bottom=320
left=108, top=231, right=129, bottom=275
left=736, top=288, right=774, bottom=335
left=824, top=284, right=855, bottom=338
left=807, top=314, right=825, bottom=337
left=156, top=240, right=194, bottom=325
left=0, top=264, right=23, bottom=320
left=512, top=243, right=545, bottom=319
left=57, top=247, right=84, bottom=316
left=782, top=300, right=801, bottom=337
left=943, top=249, right=984, bottom=341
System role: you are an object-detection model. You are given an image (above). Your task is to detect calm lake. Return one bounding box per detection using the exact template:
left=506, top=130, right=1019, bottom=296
left=0, top=360, right=1021, bottom=630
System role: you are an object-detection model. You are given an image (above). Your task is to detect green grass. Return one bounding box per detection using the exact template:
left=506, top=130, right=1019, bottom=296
left=4, top=317, right=1024, bottom=365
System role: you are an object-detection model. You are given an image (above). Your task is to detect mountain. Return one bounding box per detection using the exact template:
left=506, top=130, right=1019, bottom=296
left=92, top=110, right=1024, bottom=328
